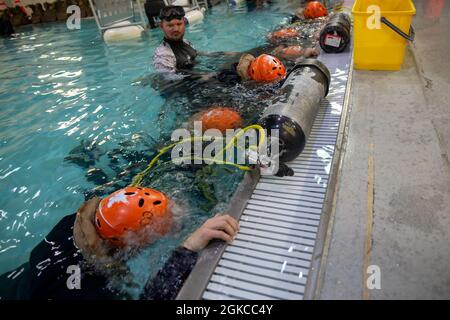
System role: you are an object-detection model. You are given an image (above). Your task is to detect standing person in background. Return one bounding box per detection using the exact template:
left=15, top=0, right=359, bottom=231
left=144, top=0, right=166, bottom=29
left=0, top=3, right=14, bottom=37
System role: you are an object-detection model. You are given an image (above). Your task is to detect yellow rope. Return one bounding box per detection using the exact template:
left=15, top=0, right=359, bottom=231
left=130, top=136, right=208, bottom=187
left=219, top=124, right=266, bottom=157
left=130, top=124, right=266, bottom=187
left=167, top=156, right=252, bottom=171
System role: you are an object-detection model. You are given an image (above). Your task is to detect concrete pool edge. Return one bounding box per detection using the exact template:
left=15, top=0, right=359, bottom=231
left=305, top=52, right=355, bottom=300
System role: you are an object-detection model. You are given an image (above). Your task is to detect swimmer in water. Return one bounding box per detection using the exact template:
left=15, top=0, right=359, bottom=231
left=153, top=6, right=240, bottom=80
left=0, top=188, right=239, bottom=300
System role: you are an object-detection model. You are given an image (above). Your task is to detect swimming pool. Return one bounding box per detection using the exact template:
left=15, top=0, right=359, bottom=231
left=0, top=0, right=300, bottom=297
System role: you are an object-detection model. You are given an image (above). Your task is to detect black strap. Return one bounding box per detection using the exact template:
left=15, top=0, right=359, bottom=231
left=381, top=16, right=415, bottom=42
left=164, top=38, right=198, bottom=70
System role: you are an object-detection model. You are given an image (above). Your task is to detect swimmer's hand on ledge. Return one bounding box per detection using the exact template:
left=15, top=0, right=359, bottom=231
left=182, top=214, right=239, bottom=252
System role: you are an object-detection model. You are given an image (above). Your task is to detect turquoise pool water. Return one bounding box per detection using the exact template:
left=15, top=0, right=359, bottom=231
left=0, top=0, right=298, bottom=296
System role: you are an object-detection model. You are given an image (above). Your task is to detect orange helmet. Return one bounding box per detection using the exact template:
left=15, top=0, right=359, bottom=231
left=248, top=54, right=286, bottom=83
left=199, top=107, right=243, bottom=133
left=95, top=187, right=171, bottom=247
left=304, top=1, right=328, bottom=19
left=271, top=28, right=298, bottom=40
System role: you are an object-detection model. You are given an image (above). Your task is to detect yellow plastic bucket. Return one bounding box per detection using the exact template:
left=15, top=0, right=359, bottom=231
left=352, top=0, right=416, bottom=70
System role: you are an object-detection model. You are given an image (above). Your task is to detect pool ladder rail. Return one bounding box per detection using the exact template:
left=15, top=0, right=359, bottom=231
left=88, top=0, right=147, bottom=35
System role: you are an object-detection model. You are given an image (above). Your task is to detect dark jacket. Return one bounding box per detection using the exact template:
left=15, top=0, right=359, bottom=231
left=0, top=213, right=198, bottom=300
left=0, top=13, right=14, bottom=37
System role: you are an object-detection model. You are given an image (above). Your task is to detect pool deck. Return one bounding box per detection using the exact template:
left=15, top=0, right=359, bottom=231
left=318, top=2, right=450, bottom=299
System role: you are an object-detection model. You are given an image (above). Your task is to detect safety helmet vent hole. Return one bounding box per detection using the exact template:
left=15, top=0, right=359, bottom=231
left=153, top=200, right=162, bottom=205
left=125, top=192, right=135, bottom=195
left=272, top=67, right=277, bottom=70
left=145, top=192, right=150, bottom=195
left=96, top=219, right=101, bottom=227
left=138, top=199, right=145, bottom=207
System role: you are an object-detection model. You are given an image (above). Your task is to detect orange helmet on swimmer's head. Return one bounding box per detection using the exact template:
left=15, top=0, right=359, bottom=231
left=248, top=54, right=286, bottom=83
left=304, top=1, right=328, bottom=19
left=199, top=107, right=243, bottom=133
left=95, top=187, right=171, bottom=247
left=271, top=28, right=298, bottom=40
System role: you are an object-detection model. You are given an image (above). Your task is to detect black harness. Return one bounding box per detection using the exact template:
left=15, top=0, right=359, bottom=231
left=164, top=38, right=198, bottom=70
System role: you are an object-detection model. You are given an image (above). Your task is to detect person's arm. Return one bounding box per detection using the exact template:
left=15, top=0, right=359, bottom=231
left=197, top=51, right=242, bottom=58
left=140, top=214, right=239, bottom=300
left=188, top=40, right=241, bottom=59
left=152, top=44, right=218, bottom=86
left=153, top=43, right=186, bottom=80
left=0, top=212, right=79, bottom=300
left=139, top=246, right=198, bottom=300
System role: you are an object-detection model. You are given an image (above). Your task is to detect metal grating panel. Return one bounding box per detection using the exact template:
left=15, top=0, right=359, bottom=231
left=202, top=49, right=353, bottom=300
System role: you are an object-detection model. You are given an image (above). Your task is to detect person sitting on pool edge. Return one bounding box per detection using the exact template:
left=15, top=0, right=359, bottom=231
left=153, top=6, right=240, bottom=78
left=0, top=187, right=239, bottom=300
